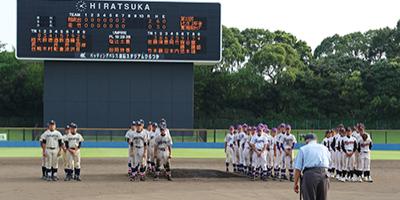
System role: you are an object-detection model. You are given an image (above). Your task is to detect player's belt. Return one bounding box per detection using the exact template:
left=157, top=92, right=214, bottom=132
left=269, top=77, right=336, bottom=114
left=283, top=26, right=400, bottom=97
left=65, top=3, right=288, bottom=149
left=159, top=148, right=166, bottom=151
left=47, top=147, right=56, bottom=150
left=69, top=147, right=77, bottom=150
left=135, top=146, right=143, bottom=149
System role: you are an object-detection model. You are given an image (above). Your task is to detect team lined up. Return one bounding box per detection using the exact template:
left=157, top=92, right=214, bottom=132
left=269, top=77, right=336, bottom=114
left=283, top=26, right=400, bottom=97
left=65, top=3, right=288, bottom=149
left=125, top=119, right=174, bottom=181
left=39, top=120, right=84, bottom=181
left=225, top=123, right=297, bottom=181
left=322, top=123, right=373, bottom=182
left=225, top=123, right=373, bottom=182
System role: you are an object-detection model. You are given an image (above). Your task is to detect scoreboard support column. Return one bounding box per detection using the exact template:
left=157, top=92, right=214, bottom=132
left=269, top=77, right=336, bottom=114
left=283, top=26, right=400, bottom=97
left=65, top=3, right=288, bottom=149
left=43, top=61, right=194, bottom=128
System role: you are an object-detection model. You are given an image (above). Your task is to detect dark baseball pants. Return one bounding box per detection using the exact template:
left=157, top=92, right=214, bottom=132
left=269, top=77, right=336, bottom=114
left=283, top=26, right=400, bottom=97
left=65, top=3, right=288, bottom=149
left=302, top=168, right=329, bottom=200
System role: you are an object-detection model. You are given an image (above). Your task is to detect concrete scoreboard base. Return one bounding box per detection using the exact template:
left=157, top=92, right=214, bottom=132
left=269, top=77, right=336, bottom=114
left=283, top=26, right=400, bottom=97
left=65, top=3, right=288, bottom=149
left=43, top=61, right=193, bottom=128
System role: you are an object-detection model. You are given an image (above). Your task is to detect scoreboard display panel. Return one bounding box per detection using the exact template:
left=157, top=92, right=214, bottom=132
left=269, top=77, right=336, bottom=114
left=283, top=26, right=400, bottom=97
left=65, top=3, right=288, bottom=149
left=16, top=0, right=221, bottom=63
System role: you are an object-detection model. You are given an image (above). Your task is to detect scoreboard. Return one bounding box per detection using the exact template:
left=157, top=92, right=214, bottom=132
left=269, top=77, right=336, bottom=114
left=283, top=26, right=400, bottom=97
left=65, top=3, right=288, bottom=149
left=16, top=0, right=221, bottom=63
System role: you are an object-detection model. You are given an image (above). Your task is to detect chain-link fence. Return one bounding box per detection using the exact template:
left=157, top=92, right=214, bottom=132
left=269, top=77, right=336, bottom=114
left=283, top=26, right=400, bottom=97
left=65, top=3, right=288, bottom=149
left=0, top=127, right=398, bottom=144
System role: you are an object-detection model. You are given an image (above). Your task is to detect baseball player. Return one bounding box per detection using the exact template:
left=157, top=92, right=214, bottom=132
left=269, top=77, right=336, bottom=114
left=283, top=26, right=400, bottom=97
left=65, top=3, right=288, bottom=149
left=271, top=128, right=279, bottom=180
left=242, top=126, right=253, bottom=176
left=280, top=125, right=297, bottom=182
left=233, top=125, right=241, bottom=173
left=39, top=120, right=63, bottom=181
left=147, top=122, right=159, bottom=173
left=125, top=121, right=136, bottom=176
left=328, top=129, right=337, bottom=178
left=341, top=127, right=357, bottom=182
left=129, top=119, right=148, bottom=181
left=335, top=127, right=345, bottom=181
left=275, top=123, right=286, bottom=180
left=224, top=126, right=236, bottom=172
left=264, top=128, right=274, bottom=178
left=322, top=130, right=332, bottom=176
left=153, top=126, right=173, bottom=181
left=64, top=123, right=84, bottom=181
left=358, top=133, right=373, bottom=182
left=60, top=125, right=70, bottom=176
left=250, top=127, right=268, bottom=181
left=237, top=125, right=247, bottom=173
left=351, top=126, right=363, bottom=181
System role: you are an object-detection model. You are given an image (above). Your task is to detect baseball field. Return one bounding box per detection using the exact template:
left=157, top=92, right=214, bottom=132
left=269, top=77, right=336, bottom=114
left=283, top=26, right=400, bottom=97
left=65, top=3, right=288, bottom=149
left=0, top=148, right=398, bottom=200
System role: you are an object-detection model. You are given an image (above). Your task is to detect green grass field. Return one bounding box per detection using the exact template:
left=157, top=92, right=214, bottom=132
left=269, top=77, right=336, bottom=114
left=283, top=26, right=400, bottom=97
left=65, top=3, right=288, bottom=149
left=0, top=148, right=399, bottom=160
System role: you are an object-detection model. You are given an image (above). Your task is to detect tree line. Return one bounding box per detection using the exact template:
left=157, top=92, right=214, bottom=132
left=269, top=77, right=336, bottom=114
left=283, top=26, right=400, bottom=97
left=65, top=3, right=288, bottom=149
left=1, top=20, right=400, bottom=128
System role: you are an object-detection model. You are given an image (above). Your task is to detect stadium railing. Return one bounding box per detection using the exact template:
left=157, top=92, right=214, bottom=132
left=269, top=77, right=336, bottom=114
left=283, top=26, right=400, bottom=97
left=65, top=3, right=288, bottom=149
left=0, top=127, right=398, bottom=144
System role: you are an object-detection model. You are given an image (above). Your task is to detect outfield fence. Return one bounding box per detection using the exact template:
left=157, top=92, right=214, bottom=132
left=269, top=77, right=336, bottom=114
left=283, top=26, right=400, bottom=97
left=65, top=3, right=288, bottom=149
left=0, top=127, right=399, bottom=144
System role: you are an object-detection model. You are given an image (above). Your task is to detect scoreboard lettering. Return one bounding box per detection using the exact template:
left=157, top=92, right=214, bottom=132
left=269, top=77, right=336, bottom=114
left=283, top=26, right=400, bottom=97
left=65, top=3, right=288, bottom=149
left=16, top=0, right=221, bottom=63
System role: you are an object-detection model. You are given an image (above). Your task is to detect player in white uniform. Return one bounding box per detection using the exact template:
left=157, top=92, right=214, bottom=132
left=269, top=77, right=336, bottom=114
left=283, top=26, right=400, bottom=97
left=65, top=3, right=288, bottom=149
left=129, top=119, right=148, bottom=181
left=322, top=130, right=332, bottom=176
left=63, top=123, right=84, bottom=181
left=60, top=125, right=70, bottom=177
left=233, top=125, right=242, bottom=173
left=274, top=123, right=286, bottom=180
left=264, top=128, right=274, bottom=179
left=238, top=125, right=248, bottom=174
left=39, top=120, right=63, bottom=181
left=153, top=126, right=173, bottom=181
left=270, top=128, right=279, bottom=180
left=341, top=127, right=357, bottom=182
left=327, top=129, right=336, bottom=178
left=147, top=122, right=159, bottom=173
left=224, top=126, right=236, bottom=172
left=351, top=126, right=363, bottom=181
left=335, top=128, right=345, bottom=180
left=125, top=121, right=136, bottom=176
left=250, top=127, right=268, bottom=181
left=358, top=133, right=373, bottom=182
left=242, top=127, right=254, bottom=176
left=280, top=125, right=297, bottom=181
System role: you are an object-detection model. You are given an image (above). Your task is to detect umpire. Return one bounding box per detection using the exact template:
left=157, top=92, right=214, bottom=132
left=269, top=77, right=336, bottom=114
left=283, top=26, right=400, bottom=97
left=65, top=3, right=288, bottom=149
left=293, top=133, right=331, bottom=200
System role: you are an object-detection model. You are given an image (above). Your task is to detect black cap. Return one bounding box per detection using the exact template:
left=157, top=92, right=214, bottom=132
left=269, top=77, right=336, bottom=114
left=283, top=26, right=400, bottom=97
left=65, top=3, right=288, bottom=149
left=131, top=121, right=137, bottom=126
left=65, top=125, right=70, bottom=129
left=152, top=122, right=158, bottom=127
left=137, top=119, right=144, bottom=125
left=70, top=122, right=77, bottom=128
left=48, top=120, right=56, bottom=125
left=147, top=121, right=153, bottom=126
left=160, top=118, right=166, bottom=123
left=303, top=133, right=316, bottom=141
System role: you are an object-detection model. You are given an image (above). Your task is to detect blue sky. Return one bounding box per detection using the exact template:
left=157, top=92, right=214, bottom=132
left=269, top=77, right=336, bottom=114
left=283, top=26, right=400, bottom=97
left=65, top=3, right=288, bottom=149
left=2, top=0, right=400, bottom=50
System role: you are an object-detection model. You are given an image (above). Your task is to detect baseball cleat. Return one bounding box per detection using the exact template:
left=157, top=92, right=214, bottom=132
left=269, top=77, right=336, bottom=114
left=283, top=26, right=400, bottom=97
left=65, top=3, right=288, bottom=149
left=367, top=176, right=373, bottom=182
left=41, top=175, right=46, bottom=180
left=46, top=176, right=52, bottom=182
left=64, top=176, right=71, bottom=181
left=167, top=175, right=173, bottom=181
left=75, top=176, right=82, bottom=181
left=51, top=176, right=58, bottom=181
left=140, top=176, right=146, bottom=181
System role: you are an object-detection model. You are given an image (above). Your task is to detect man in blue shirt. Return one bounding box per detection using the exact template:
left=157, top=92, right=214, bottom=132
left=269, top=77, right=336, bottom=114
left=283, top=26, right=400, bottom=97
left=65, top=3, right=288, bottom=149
left=294, top=133, right=331, bottom=200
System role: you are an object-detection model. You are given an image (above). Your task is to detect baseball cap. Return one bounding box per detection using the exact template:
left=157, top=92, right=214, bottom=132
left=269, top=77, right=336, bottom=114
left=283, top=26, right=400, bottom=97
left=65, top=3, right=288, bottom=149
left=229, top=125, right=234, bottom=130
left=286, top=124, right=292, bottom=130
left=279, top=123, right=286, bottom=128
left=48, top=120, right=56, bottom=125
left=242, top=123, right=248, bottom=128
left=131, top=121, right=137, bottom=126
left=152, top=122, right=158, bottom=127
left=65, top=125, right=70, bottom=129
left=137, top=119, right=144, bottom=125
left=272, top=128, right=278, bottom=132
left=147, top=121, right=153, bottom=126
left=70, top=122, right=77, bottom=128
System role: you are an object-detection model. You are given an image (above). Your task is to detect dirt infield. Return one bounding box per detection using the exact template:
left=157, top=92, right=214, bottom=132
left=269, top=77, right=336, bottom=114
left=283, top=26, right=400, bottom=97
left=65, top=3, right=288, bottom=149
left=0, top=158, right=398, bottom=200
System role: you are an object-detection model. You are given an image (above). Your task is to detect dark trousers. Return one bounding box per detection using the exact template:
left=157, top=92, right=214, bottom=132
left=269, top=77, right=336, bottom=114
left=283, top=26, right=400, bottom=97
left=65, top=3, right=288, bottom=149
left=302, top=168, right=329, bottom=200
